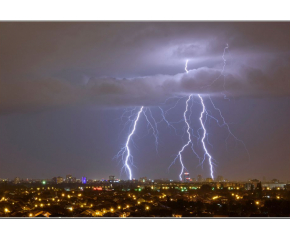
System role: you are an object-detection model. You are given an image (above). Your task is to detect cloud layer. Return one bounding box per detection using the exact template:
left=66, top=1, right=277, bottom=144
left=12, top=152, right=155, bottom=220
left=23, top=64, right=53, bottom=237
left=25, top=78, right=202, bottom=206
left=1, top=22, right=289, bottom=113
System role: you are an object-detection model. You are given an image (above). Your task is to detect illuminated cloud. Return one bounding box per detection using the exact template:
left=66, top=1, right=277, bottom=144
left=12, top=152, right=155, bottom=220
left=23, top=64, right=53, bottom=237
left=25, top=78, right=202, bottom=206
left=0, top=22, right=289, bottom=113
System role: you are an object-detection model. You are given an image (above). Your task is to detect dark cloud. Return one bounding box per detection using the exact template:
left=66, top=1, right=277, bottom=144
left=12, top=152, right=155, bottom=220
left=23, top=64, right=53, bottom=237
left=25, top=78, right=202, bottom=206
left=1, top=22, right=290, bottom=114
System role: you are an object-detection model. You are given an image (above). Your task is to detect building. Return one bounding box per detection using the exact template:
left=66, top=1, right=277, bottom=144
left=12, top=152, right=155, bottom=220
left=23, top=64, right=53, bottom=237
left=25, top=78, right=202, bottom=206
left=183, top=172, right=190, bottom=182
left=66, top=175, right=72, bottom=183
left=139, top=177, right=147, bottom=183
left=205, top=178, right=213, bottom=183
left=245, top=183, right=253, bottom=190
left=56, top=176, right=63, bottom=184
left=197, top=175, right=202, bottom=182
left=81, top=177, right=87, bottom=184
left=262, top=182, right=286, bottom=190
left=109, top=176, right=115, bottom=182
left=216, top=176, right=224, bottom=182
left=250, top=179, right=260, bottom=189
left=14, top=177, right=20, bottom=184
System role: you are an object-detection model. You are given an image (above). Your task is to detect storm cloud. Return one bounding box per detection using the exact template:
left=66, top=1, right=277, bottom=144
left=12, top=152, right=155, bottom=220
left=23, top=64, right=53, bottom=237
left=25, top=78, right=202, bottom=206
left=1, top=22, right=290, bottom=113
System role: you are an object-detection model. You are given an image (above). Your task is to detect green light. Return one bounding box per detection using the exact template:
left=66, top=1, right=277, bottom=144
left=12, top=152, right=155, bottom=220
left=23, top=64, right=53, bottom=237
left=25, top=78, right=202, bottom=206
left=138, top=189, right=141, bottom=191
left=42, top=181, right=46, bottom=185
left=212, top=188, right=214, bottom=190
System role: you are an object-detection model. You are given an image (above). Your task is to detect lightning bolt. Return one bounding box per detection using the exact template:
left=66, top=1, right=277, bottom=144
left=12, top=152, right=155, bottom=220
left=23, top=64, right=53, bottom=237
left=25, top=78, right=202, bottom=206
left=115, top=106, right=143, bottom=180
left=208, top=96, right=250, bottom=161
left=169, top=94, right=200, bottom=181
left=185, top=59, right=189, bottom=73
left=198, top=94, right=215, bottom=179
left=143, top=108, right=159, bottom=152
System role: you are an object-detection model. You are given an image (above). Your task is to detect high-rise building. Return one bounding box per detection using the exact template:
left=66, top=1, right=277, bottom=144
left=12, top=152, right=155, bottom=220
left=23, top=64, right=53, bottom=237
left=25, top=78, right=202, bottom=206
left=197, top=175, right=202, bottom=182
left=183, top=172, right=190, bottom=182
left=245, top=183, right=252, bottom=190
left=82, top=177, right=87, bottom=184
left=56, top=176, right=63, bottom=184
left=217, top=176, right=224, bottom=182
left=66, top=174, right=72, bottom=183
left=206, top=178, right=213, bottom=183
left=139, top=177, right=147, bottom=183
left=52, top=177, right=57, bottom=183
left=14, top=177, right=20, bottom=184
left=109, top=176, right=115, bottom=182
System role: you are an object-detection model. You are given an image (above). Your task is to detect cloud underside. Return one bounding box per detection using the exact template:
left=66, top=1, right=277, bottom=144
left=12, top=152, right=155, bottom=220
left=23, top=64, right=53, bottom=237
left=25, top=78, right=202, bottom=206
left=1, top=22, right=290, bottom=113
left=1, top=63, right=289, bottom=114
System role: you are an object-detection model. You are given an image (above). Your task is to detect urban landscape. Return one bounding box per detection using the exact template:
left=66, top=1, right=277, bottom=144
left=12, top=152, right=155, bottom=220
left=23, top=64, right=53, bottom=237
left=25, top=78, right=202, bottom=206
left=1, top=174, right=289, bottom=218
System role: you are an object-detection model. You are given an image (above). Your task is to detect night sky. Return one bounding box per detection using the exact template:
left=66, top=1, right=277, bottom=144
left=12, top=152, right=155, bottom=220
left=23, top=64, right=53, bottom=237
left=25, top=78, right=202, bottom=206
left=0, top=22, right=289, bottom=181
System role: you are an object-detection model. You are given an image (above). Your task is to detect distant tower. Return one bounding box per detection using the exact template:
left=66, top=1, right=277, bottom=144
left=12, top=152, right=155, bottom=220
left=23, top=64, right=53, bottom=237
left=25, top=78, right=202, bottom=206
left=56, top=176, right=63, bottom=184
left=217, top=176, right=224, bottom=182
left=14, top=177, right=20, bottom=184
left=109, top=176, right=115, bottom=183
left=66, top=174, right=72, bottom=183
left=206, top=178, right=213, bottom=183
left=197, top=175, right=202, bottom=182
left=81, top=177, right=87, bottom=184
left=183, top=172, right=190, bottom=182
